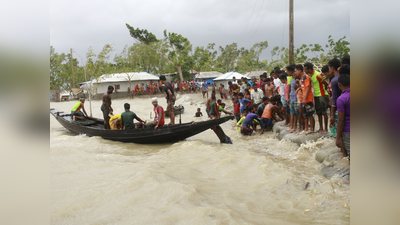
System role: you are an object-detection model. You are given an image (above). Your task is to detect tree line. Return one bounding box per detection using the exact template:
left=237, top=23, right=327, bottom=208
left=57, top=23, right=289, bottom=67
left=50, top=24, right=350, bottom=91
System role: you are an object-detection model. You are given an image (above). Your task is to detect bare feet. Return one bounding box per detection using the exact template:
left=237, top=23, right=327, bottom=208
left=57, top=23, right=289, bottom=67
left=320, top=130, right=328, bottom=135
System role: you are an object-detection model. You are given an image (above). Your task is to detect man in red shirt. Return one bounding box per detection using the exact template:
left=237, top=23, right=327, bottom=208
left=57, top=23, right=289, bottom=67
left=145, top=97, right=165, bottom=130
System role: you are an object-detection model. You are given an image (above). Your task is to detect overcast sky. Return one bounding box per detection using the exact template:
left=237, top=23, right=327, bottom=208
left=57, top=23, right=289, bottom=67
left=50, top=0, right=350, bottom=64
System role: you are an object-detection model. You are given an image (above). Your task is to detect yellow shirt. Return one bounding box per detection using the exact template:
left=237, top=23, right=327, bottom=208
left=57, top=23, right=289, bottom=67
left=109, top=114, right=122, bottom=130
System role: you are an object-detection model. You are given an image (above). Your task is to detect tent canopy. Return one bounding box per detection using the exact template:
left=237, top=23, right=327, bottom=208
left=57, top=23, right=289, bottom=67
left=213, top=71, right=250, bottom=81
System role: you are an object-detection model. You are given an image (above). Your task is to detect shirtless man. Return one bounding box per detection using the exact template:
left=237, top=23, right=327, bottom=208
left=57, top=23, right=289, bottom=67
left=211, top=84, right=216, bottom=95
left=101, top=85, right=114, bottom=129
left=264, top=78, right=275, bottom=98
left=219, top=84, right=224, bottom=99
left=206, top=95, right=213, bottom=118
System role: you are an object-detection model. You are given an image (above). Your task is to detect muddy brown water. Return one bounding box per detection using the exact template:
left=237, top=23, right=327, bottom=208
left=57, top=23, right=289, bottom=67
left=50, top=93, right=350, bottom=224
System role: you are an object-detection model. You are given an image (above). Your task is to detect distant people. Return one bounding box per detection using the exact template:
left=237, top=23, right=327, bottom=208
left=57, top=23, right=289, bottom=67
left=232, top=76, right=238, bottom=85
left=211, top=84, right=216, bottom=95
left=238, top=80, right=246, bottom=93
left=71, top=98, right=88, bottom=122
left=336, top=74, right=350, bottom=160
left=228, top=81, right=240, bottom=98
left=109, top=114, right=122, bottom=130
left=222, top=85, right=228, bottom=99
left=251, top=76, right=259, bottom=89
left=195, top=108, right=203, bottom=117
left=159, top=75, right=176, bottom=125
left=101, top=85, right=114, bottom=129
left=121, top=103, right=146, bottom=130
left=145, top=97, right=165, bottom=130
left=202, top=80, right=209, bottom=99
left=219, top=84, right=224, bottom=99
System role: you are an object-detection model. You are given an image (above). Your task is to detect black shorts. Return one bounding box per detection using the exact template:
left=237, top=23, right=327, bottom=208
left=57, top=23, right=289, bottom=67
left=100, top=105, right=110, bottom=121
left=314, top=96, right=329, bottom=116
left=167, top=96, right=176, bottom=109
left=303, top=102, right=315, bottom=119
left=71, top=111, right=84, bottom=119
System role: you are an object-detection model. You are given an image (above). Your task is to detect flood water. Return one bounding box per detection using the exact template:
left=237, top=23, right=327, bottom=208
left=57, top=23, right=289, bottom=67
left=50, top=93, right=350, bottom=224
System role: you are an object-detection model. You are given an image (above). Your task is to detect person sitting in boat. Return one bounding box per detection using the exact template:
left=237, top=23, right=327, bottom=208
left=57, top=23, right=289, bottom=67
left=71, top=98, right=88, bottom=122
left=109, top=114, right=122, bottom=130
left=145, top=97, right=165, bottom=130
left=121, top=103, right=146, bottom=130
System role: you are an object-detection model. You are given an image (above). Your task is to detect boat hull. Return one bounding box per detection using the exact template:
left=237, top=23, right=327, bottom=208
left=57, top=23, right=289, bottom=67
left=51, top=108, right=233, bottom=144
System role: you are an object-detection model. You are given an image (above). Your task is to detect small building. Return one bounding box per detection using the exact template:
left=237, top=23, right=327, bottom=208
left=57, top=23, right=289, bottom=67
left=195, top=71, right=223, bottom=85
left=81, top=72, right=160, bottom=99
left=213, top=71, right=250, bottom=90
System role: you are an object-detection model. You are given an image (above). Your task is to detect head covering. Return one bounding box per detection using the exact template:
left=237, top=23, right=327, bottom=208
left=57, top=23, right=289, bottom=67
left=151, top=97, right=158, bottom=102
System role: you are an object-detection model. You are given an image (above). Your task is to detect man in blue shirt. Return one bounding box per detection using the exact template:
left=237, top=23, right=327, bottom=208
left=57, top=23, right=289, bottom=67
left=237, top=92, right=251, bottom=115
left=329, top=58, right=342, bottom=127
left=202, top=79, right=208, bottom=99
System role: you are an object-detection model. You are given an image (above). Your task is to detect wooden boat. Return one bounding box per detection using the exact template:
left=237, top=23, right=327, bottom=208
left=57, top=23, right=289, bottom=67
left=50, top=108, right=233, bottom=144
left=164, top=104, right=184, bottom=117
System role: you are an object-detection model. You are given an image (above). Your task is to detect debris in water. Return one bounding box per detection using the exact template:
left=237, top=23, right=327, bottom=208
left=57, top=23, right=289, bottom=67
left=305, top=209, right=310, bottom=212
left=303, top=182, right=310, bottom=190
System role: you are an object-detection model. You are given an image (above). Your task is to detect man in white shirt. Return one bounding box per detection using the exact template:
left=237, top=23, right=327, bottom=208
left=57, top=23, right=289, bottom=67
left=232, top=76, right=238, bottom=85
left=250, top=85, right=264, bottom=107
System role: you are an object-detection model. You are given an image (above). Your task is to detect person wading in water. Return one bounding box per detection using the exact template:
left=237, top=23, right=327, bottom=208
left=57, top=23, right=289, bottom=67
left=101, top=85, right=114, bottom=129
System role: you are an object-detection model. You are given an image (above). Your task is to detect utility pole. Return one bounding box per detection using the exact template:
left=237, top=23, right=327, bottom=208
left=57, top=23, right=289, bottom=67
left=70, top=48, right=75, bottom=88
left=231, top=42, right=236, bottom=72
left=289, top=0, right=294, bottom=65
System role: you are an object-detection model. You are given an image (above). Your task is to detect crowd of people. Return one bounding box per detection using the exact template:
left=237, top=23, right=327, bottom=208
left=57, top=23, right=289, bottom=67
left=71, top=57, right=350, bottom=158
left=132, top=82, right=161, bottom=96
left=202, top=56, right=350, bottom=159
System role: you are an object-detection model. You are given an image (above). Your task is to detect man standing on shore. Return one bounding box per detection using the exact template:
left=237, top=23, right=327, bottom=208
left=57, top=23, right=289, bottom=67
left=159, top=75, right=175, bottom=125
left=101, top=85, right=114, bottom=129
left=202, top=79, right=208, bottom=99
